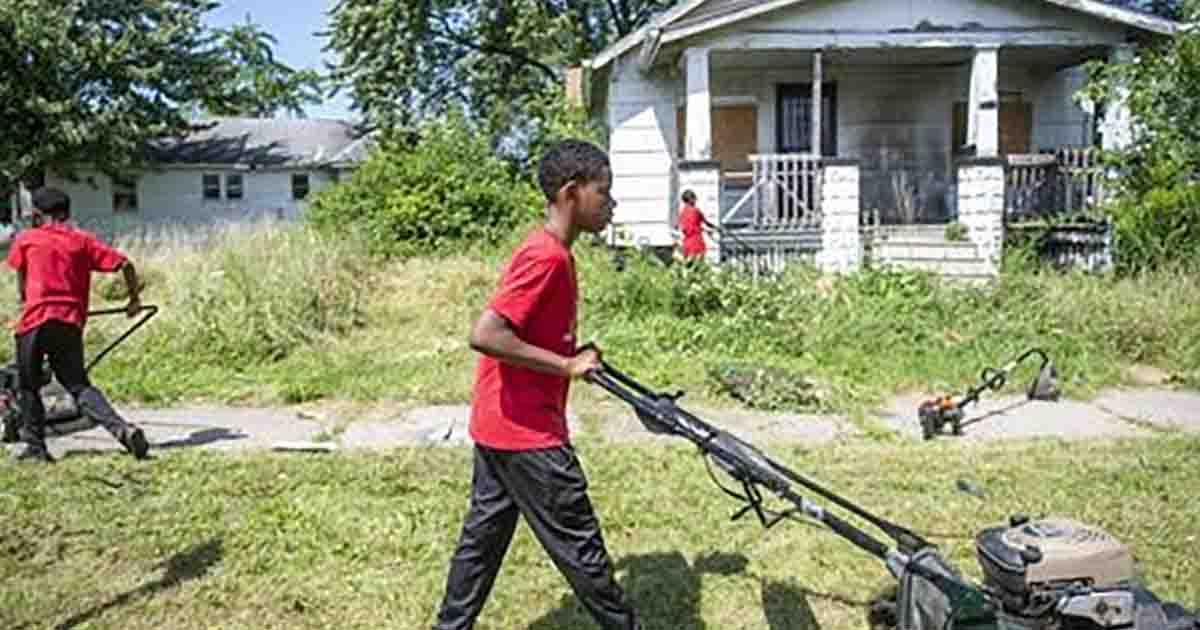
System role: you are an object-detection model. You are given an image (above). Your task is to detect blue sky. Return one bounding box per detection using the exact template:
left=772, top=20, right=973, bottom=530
left=204, top=0, right=354, bottom=119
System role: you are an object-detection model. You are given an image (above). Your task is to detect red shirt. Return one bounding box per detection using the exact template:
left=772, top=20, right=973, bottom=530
left=469, top=229, right=578, bottom=450
left=5, top=223, right=128, bottom=335
left=679, top=204, right=707, bottom=257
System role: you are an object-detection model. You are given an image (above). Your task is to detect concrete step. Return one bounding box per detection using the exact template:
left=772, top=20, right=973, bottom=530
left=872, top=225, right=955, bottom=241
left=874, top=240, right=980, bottom=261
left=880, top=256, right=994, bottom=278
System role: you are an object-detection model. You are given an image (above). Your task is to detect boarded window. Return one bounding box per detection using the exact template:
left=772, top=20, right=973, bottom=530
left=225, top=174, right=243, bottom=200
left=777, top=84, right=837, bottom=155
left=202, top=174, right=220, bottom=200
left=676, top=104, right=759, bottom=173
left=953, top=99, right=1033, bottom=156
left=112, top=175, right=138, bottom=213
left=292, top=173, right=310, bottom=200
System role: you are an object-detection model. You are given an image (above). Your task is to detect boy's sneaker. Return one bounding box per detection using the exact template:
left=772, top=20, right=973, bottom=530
left=11, top=441, right=54, bottom=464
left=120, top=426, right=150, bottom=460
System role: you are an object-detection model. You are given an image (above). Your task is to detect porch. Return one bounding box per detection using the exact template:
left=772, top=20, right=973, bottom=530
left=672, top=43, right=1129, bottom=276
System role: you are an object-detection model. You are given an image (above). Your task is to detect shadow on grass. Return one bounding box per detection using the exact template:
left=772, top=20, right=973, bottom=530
left=51, top=537, right=223, bottom=630
left=527, top=550, right=824, bottom=630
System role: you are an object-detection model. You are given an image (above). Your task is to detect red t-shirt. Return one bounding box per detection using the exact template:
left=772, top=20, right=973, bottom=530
left=679, top=204, right=707, bottom=257
left=5, top=223, right=128, bottom=335
left=469, top=228, right=578, bottom=450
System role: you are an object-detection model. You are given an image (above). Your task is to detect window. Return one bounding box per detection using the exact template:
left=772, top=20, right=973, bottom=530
left=776, top=83, right=837, bottom=156
left=112, top=175, right=138, bottom=213
left=292, top=173, right=310, bottom=200
left=202, top=174, right=221, bottom=200
left=225, top=173, right=243, bottom=200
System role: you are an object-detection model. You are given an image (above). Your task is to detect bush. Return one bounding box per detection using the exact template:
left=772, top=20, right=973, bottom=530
left=1105, top=183, right=1200, bottom=273
left=306, top=113, right=542, bottom=258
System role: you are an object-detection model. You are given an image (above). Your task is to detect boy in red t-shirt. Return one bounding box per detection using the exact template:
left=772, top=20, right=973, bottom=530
left=676, top=189, right=708, bottom=260
left=5, top=188, right=149, bottom=463
left=432, top=140, right=641, bottom=630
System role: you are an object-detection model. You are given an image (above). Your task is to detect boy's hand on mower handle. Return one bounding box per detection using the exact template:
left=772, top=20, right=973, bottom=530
left=125, top=294, right=142, bottom=318
left=566, top=344, right=602, bottom=380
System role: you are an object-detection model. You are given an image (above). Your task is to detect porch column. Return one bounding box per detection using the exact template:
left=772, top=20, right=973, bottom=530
left=968, top=46, right=1000, bottom=158
left=811, top=50, right=823, bottom=157
left=816, top=159, right=862, bottom=273
left=1101, top=44, right=1135, bottom=152
left=684, top=47, right=713, bottom=160
left=956, top=157, right=1005, bottom=275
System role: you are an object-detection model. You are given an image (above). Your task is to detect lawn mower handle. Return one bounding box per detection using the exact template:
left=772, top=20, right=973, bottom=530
left=586, top=360, right=930, bottom=561
left=84, top=304, right=159, bottom=373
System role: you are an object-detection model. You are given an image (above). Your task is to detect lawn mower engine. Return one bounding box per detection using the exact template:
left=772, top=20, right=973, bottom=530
left=974, top=515, right=1197, bottom=630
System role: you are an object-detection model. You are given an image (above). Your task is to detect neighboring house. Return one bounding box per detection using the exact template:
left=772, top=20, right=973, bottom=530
left=578, top=0, right=1179, bottom=275
left=41, top=117, right=371, bottom=228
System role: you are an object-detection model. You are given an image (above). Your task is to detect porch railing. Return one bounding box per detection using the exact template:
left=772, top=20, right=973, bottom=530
left=1006, top=147, right=1107, bottom=222
left=720, top=154, right=823, bottom=230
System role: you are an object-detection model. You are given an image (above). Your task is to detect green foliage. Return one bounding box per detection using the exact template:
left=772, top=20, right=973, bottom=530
left=1106, top=183, right=1200, bottom=273
left=306, top=114, right=542, bottom=259
left=944, top=222, right=968, bottom=242
left=324, top=0, right=665, bottom=159
left=201, top=15, right=325, bottom=118
left=0, top=0, right=323, bottom=189
left=1082, top=0, right=1200, bottom=271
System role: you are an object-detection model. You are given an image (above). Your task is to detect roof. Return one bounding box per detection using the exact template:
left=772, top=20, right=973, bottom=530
left=145, top=117, right=371, bottom=168
left=585, top=0, right=1181, bottom=70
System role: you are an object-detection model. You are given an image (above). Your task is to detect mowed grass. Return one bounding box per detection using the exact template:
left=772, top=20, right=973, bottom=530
left=2, top=436, right=1197, bottom=630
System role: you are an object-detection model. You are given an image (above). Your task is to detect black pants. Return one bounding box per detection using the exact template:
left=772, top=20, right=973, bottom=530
left=433, top=444, right=640, bottom=630
left=14, top=320, right=132, bottom=442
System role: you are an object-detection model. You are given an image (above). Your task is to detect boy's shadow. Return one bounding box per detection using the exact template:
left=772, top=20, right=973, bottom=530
left=527, top=551, right=822, bottom=630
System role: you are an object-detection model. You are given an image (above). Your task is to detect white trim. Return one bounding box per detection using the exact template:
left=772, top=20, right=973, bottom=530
left=585, top=0, right=712, bottom=70
left=585, top=0, right=1179, bottom=70
left=712, top=95, right=758, bottom=106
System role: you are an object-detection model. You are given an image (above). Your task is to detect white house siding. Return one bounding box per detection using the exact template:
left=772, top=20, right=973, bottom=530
left=603, top=0, right=1131, bottom=231
left=46, top=168, right=335, bottom=230
left=1032, top=65, right=1093, bottom=150
left=606, top=55, right=680, bottom=247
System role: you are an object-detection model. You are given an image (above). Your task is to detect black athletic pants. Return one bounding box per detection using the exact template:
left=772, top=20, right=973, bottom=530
left=14, top=320, right=132, bottom=442
left=433, top=444, right=640, bottom=630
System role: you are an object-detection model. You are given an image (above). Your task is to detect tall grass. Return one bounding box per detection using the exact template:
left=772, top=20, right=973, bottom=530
left=0, top=220, right=1195, bottom=409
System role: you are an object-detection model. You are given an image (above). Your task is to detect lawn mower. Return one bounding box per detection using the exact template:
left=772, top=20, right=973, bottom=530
left=1, top=304, right=158, bottom=443
left=918, top=348, right=1061, bottom=440
left=586, top=360, right=1196, bottom=630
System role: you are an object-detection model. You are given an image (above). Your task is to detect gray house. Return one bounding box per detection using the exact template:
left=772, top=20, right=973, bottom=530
left=580, top=0, right=1178, bottom=276
left=39, top=118, right=370, bottom=228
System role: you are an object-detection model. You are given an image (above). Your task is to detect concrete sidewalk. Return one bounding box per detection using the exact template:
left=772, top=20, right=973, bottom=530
left=17, top=386, right=1200, bottom=460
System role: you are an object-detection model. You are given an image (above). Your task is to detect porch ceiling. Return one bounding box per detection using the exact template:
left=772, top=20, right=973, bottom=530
left=708, top=45, right=1109, bottom=71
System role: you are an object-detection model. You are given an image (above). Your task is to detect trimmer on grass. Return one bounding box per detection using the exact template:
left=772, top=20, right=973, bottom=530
left=1, top=305, right=159, bottom=442
left=587, top=360, right=1197, bottom=630
left=918, top=348, right=1061, bottom=440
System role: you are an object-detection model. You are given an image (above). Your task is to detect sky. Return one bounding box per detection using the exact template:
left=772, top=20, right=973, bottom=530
left=204, top=0, right=354, bottom=120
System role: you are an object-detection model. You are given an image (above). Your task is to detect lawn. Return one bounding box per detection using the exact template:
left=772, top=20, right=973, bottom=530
left=2, top=435, right=1197, bottom=629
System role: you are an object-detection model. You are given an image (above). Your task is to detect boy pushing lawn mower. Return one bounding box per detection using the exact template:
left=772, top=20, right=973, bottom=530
left=430, top=140, right=642, bottom=630
left=4, top=187, right=150, bottom=463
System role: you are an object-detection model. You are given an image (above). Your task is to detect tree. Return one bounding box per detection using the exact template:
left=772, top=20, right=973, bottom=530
left=202, top=15, right=325, bottom=118
left=324, top=0, right=672, bottom=150
left=1083, top=0, right=1200, bottom=270
left=0, top=0, right=320, bottom=193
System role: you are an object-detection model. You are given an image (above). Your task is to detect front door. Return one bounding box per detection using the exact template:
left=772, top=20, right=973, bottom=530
left=777, top=83, right=837, bottom=156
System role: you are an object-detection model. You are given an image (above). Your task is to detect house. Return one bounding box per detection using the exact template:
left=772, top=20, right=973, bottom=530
left=39, top=117, right=371, bottom=229
left=579, top=0, right=1179, bottom=276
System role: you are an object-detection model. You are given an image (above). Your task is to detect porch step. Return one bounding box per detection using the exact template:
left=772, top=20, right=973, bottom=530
left=872, top=238, right=994, bottom=280
left=880, top=256, right=994, bottom=278
left=873, top=240, right=981, bottom=262
left=872, top=225, right=956, bottom=241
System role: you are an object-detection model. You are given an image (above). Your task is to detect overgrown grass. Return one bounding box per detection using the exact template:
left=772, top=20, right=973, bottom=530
left=1, top=436, right=1197, bottom=629
left=0, top=220, right=1196, bottom=411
